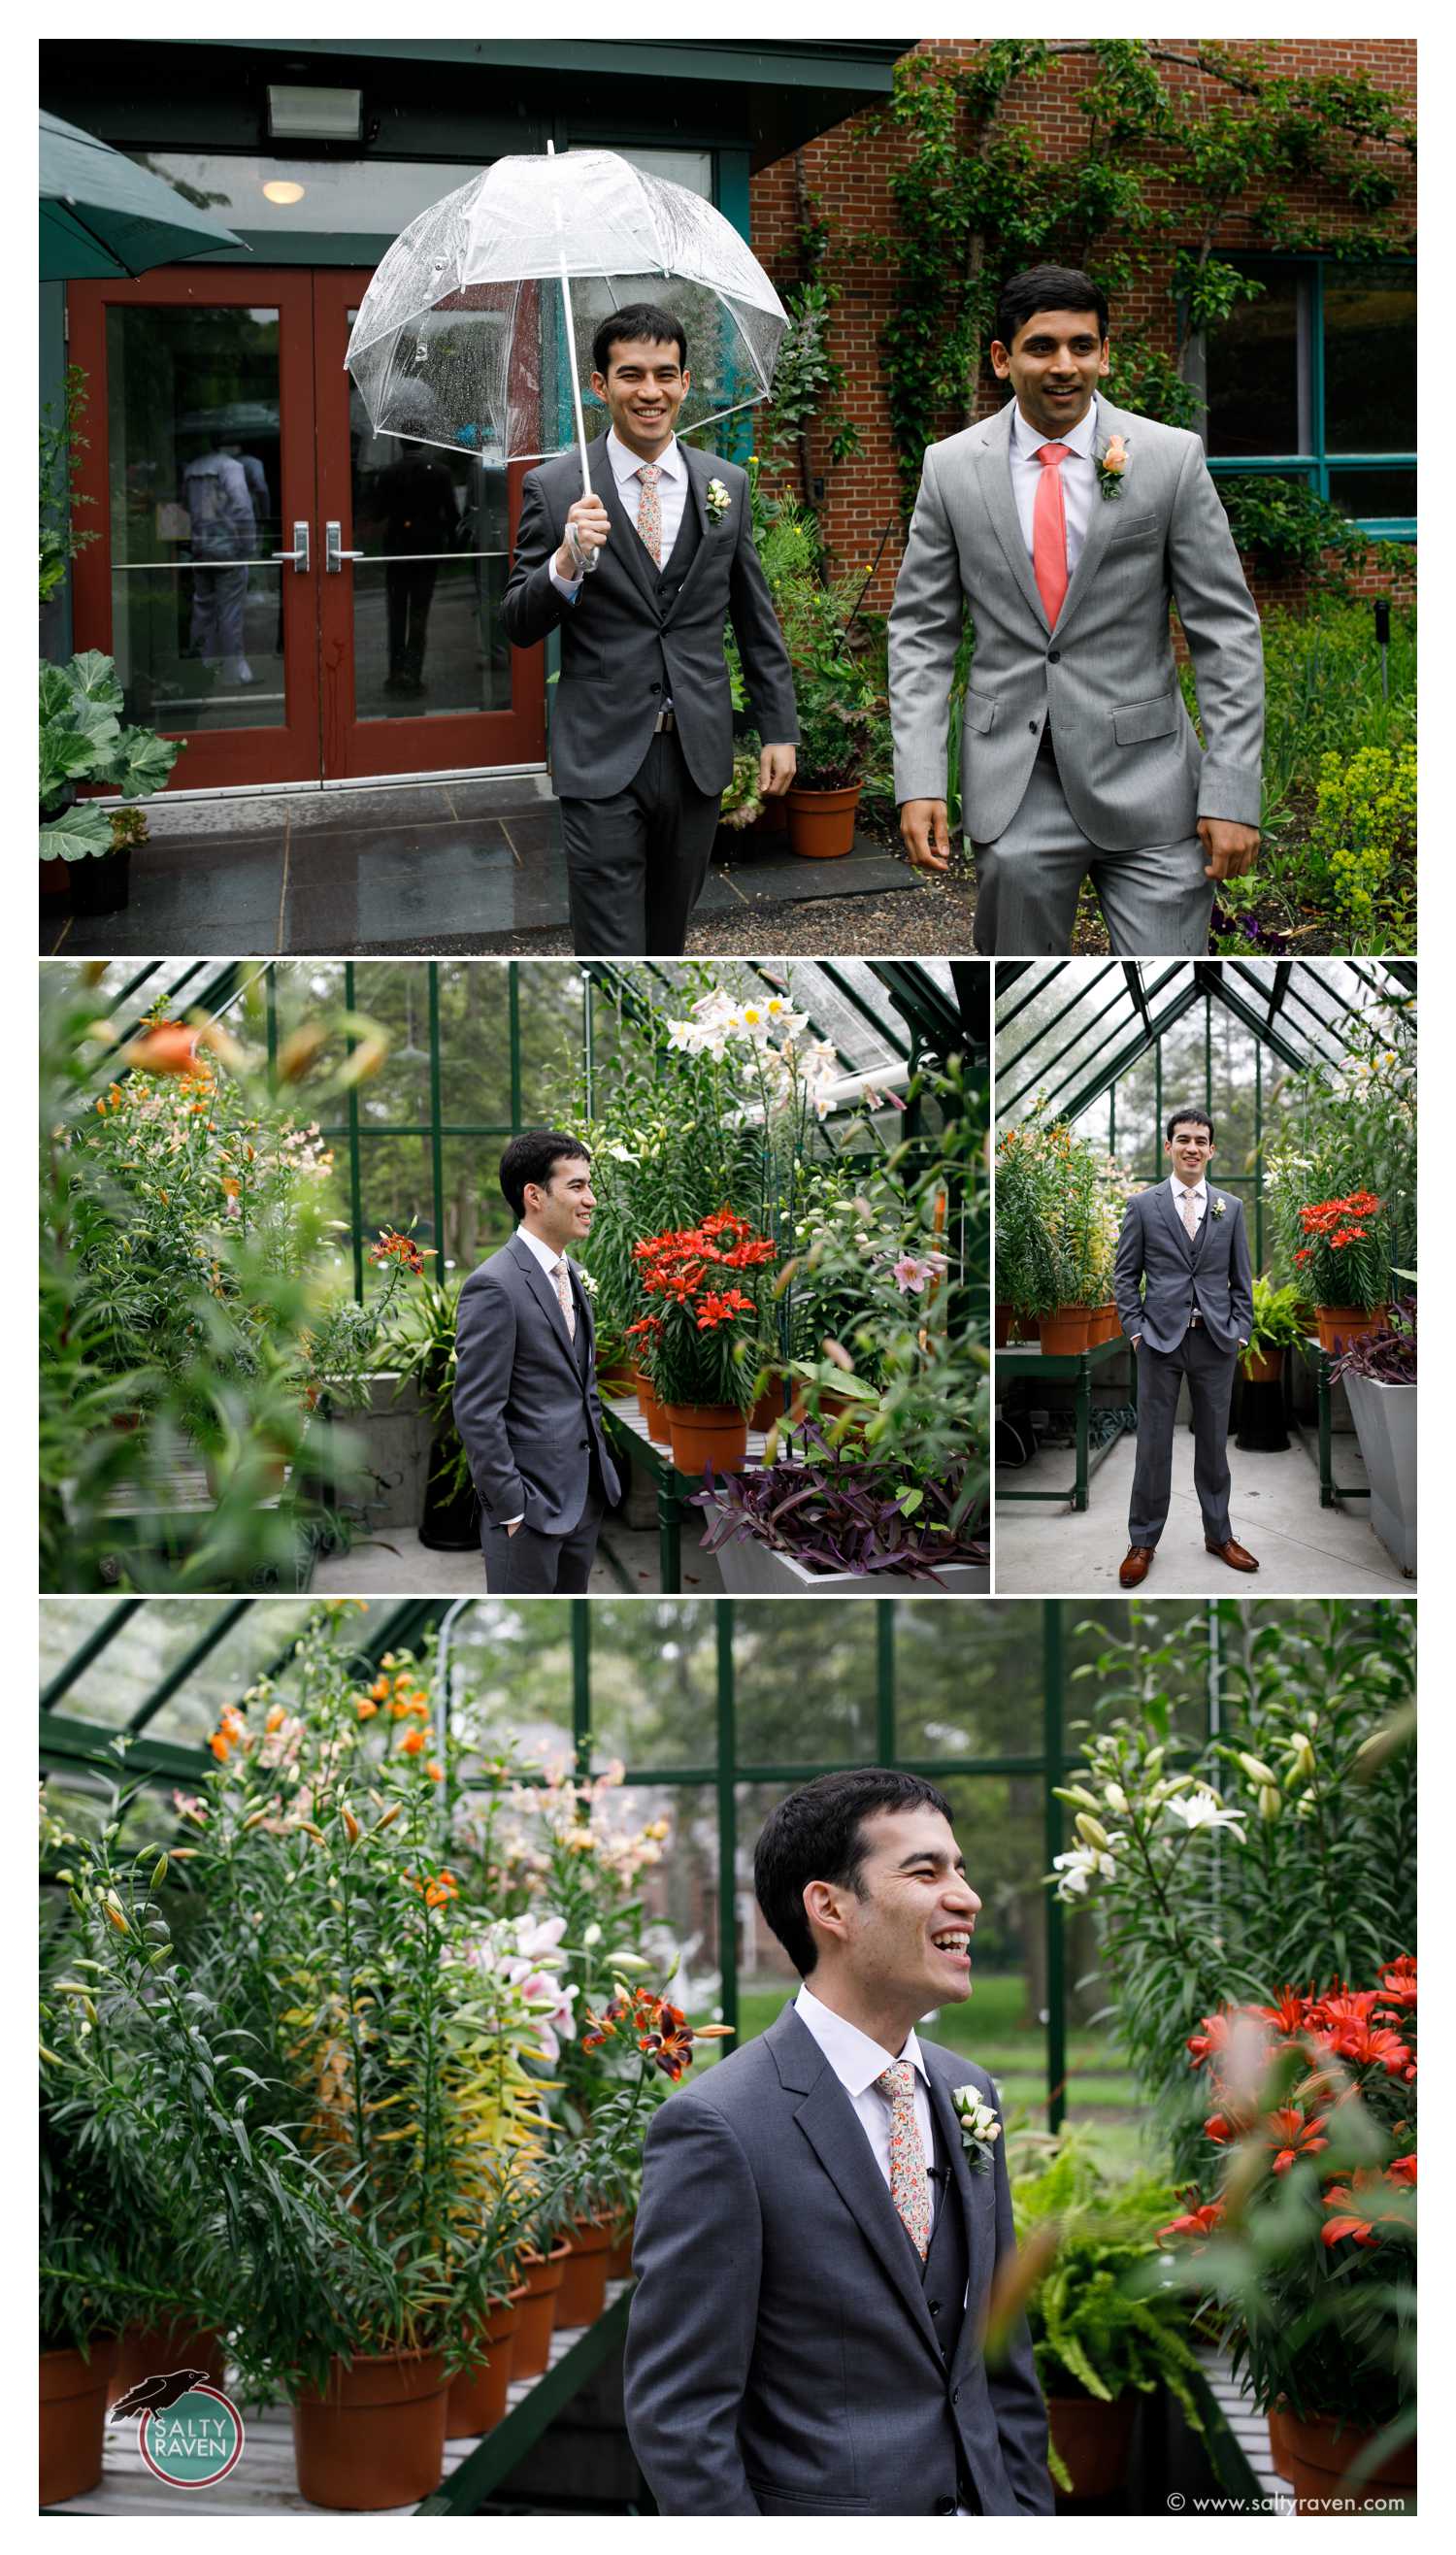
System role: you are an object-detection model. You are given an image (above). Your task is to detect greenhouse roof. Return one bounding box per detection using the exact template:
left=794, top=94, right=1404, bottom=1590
left=996, top=958, right=1415, bottom=1128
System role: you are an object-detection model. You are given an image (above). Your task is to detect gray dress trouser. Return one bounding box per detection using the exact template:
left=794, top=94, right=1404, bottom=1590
left=1129, top=1324, right=1237, bottom=1547
left=559, top=727, right=721, bottom=957
left=479, top=1473, right=608, bottom=1595
left=972, top=736, right=1212, bottom=957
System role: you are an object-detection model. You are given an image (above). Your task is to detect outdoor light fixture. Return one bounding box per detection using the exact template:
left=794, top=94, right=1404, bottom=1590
left=266, top=85, right=363, bottom=143
left=261, top=181, right=306, bottom=206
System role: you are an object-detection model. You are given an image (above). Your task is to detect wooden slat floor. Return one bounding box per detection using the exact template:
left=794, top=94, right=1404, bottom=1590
left=61, top=2289, right=629, bottom=2518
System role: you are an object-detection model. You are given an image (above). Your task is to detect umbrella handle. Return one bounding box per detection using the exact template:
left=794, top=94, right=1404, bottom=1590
left=547, top=139, right=599, bottom=575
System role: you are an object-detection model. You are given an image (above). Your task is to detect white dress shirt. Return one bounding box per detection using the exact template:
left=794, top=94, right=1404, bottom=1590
left=501, top=1226, right=580, bottom=1526
left=794, top=1983, right=938, bottom=2232
left=1008, top=393, right=1101, bottom=575
left=1169, top=1173, right=1208, bottom=1231
left=548, top=426, right=690, bottom=598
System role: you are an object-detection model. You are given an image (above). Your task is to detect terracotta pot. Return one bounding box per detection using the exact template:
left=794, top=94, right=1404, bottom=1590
left=1314, top=1304, right=1389, bottom=1355
left=291, top=2347, right=447, bottom=2511
left=512, top=2240, right=571, bottom=2380
left=785, top=781, right=861, bottom=859
left=1038, top=1306, right=1092, bottom=1357
left=632, top=1366, right=671, bottom=1447
left=556, top=2218, right=614, bottom=2330
left=1097, top=1302, right=1120, bottom=1344
left=69, top=845, right=132, bottom=916
left=109, top=2316, right=226, bottom=2406
left=751, top=793, right=789, bottom=837
left=750, top=1380, right=787, bottom=1435
left=605, top=2217, right=636, bottom=2281
left=1281, top=2408, right=1415, bottom=2511
left=995, top=1304, right=1012, bottom=1348
left=41, top=2337, right=117, bottom=2507
left=595, top=1362, right=636, bottom=1399
left=664, top=1401, right=749, bottom=1475
left=1242, top=1347, right=1284, bottom=1387
left=445, top=2288, right=526, bottom=2439
left=787, top=1386, right=870, bottom=1428
left=1267, top=2403, right=1294, bottom=2480
left=1046, top=2390, right=1138, bottom=2500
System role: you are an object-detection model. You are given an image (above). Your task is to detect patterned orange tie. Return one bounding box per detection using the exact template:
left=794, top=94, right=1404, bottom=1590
left=1032, top=442, right=1073, bottom=626
left=876, top=2060, right=931, bottom=2261
left=636, top=462, right=662, bottom=566
left=1180, top=1189, right=1198, bottom=1239
left=553, top=1259, right=577, bottom=1343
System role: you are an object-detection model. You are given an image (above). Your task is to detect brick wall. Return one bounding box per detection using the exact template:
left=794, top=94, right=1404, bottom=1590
left=749, top=39, right=1416, bottom=614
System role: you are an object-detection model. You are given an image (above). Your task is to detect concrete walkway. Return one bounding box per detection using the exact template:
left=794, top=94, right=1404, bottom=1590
left=311, top=1518, right=726, bottom=1597
left=42, top=774, right=918, bottom=958
left=995, top=1430, right=1411, bottom=1595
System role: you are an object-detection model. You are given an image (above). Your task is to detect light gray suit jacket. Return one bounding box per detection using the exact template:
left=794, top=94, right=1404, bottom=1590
left=452, top=1234, right=621, bottom=1538
left=623, top=2004, right=1052, bottom=2516
left=1114, top=1180, right=1254, bottom=1355
left=888, top=395, right=1264, bottom=847
left=502, top=437, right=798, bottom=800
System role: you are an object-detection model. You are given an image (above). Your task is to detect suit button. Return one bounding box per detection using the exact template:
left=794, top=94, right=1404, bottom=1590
left=1027, top=717, right=1039, bottom=731
left=929, top=2299, right=942, bottom=2315
left=1047, top=648, right=1061, bottom=663
left=933, top=2499, right=955, bottom=2516
left=648, top=680, right=661, bottom=694
left=951, top=2386, right=961, bottom=2405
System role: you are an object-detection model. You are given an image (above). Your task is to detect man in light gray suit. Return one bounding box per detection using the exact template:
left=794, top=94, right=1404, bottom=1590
left=889, top=264, right=1264, bottom=956
left=624, top=1770, right=1052, bottom=2516
left=503, top=303, right=799, bottom=958
left=452, top=1130, right=622, bottom=1594
left=1114, top=1108, right=1258, bottom=1587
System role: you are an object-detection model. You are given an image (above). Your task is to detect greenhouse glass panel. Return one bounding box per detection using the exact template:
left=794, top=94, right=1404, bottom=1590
left=40, top=1597, right=318, bottom=1741
left=445, top=1600, right=577, bottom=1751
left=893, top=1601, right=1043, bottom=1759
left=580, top=1601, right=719, bottom=1770
left=734, top=1605, right=879, bottom=1764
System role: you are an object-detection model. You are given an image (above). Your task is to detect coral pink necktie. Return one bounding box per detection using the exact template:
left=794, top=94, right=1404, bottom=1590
left=1032, top=442, right=1073, bottom=626
left=876, top=2060, right=931, bottom=2261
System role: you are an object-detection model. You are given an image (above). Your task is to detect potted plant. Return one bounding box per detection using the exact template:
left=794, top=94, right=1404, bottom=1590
left=40, top=650, right=185, bottom=912
left=1292, top=1190, right=1390, bottom=1351
left=1009, top=2128, right=1205, bottom=2500
left=698, top=1433, right=988, bottom=1592
left=630, top=1210, right=778, bottom=1474
left=1240, top=1276, right=1307, bottom=1382
left=784, top=686, right=877, bottom=857
left=1331, top=1295, right=1416, bottom=1575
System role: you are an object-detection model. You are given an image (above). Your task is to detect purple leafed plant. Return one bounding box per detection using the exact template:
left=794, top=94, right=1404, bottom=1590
left=693, top=1429, right=987, bottom=1582
left=1330, top=1295, right=1416, bottom=1384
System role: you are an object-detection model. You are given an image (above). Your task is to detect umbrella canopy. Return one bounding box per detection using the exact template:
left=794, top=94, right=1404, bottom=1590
left=40, top=111, right=248, bottom=280
left=345, top=148, right=787, bottom=465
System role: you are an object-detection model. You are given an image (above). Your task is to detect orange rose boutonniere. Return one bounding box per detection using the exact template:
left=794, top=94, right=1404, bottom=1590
left=1096, top=434, right=1129, bottom=500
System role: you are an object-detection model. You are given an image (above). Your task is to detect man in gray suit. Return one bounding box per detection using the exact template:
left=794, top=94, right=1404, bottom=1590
left=889, top=264, right=1264, bottom=956
left=1114, top=1108, right=1258, bottom=1587
left=452, top=1130, right=622, bottom=1594
left=503, top=303, right=799, bottom=958
left=624, top=1770, right=1052, bottom=2516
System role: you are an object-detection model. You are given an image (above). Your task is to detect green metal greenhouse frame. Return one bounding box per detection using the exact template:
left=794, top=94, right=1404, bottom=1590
left=996, top=958, right=1415, bottom=1268
left=37, top=1592, right=1252, bottom=2141
left=77, top=958, right=976, bottom=1303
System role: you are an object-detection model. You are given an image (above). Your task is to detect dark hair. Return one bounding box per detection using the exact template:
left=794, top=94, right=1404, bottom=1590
left=499, top=1129, right=591, bottom=1218
left=591, top=303, right=688, bottom=379
left=994, top=264, right=1109, bottom=351
left=1166, top=1108, right=1215, bottom=1145
left=753, top=1769, right=955, bottom=1977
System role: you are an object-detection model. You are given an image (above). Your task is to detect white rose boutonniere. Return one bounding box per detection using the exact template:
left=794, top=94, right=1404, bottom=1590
left=951, top=2084, right=1003, bottom=2174
left=706, top=477, right=732, bottom=525
left=1212, top=1199, right=1227, bottom=1219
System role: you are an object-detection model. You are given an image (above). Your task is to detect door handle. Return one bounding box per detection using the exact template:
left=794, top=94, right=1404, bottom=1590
left=326, top=521, right=366, bottom=574
left=270, top=521, right=311, bottom=573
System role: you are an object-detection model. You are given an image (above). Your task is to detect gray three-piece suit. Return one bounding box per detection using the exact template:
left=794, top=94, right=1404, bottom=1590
left=451, top=1232, right=622, bottom=1593
left=888, top=394, right=1265, bottom=954
left=623, top=2004, right=1052, bottom=2515
left=1114, top=1181, right=1255, bottom=1549
left=503, top=435, right=798, bottom=956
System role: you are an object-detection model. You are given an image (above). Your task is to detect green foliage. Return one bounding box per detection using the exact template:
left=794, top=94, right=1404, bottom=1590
left=39, top=649, right=185, bottom=857
left=1241, top=1277, right=1306, bottom=1374
left=40, top=362, right=98, bottom=607
left=1305, top=746, right=1416, bottom=948
left=1009, top=2127, right=1204, bottom=2487
left=1051, top=1601, right=1416, bottom=2179
left=1261, top=994, right=1415, bottom=1290
left=754, top=484, right=882, bottom=789
left=995, top=1110, right=1126, bottom=1313
left=760, top=276, right=860, bottom=478
left=1215, top=475, right=1376, bottom=590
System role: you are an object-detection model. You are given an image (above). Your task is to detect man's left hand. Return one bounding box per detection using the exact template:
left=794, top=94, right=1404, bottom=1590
left=1198, top=818, right=1260, bottom=882
left=759, top=744, right=797, bottom=798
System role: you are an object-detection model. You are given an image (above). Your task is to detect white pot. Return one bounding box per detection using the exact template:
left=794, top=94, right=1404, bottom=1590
left=1343, top=1374, right=1416, bottom=1576
left=704, top=1506, right=989, bottom=1597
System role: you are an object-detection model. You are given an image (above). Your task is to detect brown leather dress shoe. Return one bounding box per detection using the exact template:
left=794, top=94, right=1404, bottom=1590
left=1119, top=1545, right=1155, bottom=1587
left=1206, top=1538, right=1259, bottom=1572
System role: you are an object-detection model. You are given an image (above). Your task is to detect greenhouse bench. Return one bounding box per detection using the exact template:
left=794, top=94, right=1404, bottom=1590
left=602, top=1395, right=776, bottom=1593
left=994, top=1337, right=1136, bottom=1512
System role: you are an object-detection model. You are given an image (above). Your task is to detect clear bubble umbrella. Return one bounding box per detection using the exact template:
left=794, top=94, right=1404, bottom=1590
left=345, top=144, right=788, bottom=510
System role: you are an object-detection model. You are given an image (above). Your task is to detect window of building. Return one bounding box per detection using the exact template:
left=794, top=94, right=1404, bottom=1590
left=1203, top=256, right=1415, bottom=539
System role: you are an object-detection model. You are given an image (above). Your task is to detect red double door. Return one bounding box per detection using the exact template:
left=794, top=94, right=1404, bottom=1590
left=68, top=268, right=545, bottom=790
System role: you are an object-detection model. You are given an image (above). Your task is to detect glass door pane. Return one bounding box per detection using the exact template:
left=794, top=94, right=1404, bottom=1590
left=349, top=419, right=513, bottom=721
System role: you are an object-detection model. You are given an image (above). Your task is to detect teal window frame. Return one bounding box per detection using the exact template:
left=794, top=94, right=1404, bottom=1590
left=1204, top=253, right=1416, bottom=542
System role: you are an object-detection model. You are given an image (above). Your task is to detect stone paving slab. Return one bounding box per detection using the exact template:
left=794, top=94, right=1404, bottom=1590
left=42, top=776, right=919, bottom=957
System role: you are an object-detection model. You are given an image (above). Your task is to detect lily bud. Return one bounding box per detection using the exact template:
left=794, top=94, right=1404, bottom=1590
left=1053, top=1785, right=1101, bottom=1813
left=1258, top=1785, right=1282, bottom=1822
left=104, top=1903, right=129, bottom=1934
left=1103, top=1784, right=1129, bottom=1817
left=375, top=1804, right=402, bottom=1832
left=611, top=1952, right=651, bottom=1974
left=150, top=1854, right=169, bottom=1890
left=342, top=1808, right=361, bottom=1843
left=242, top=1808, right=271, bottom=1830
left=1075, top=1812, right=1110, bottom=1852
left=1238, top=1753, right=1278, bottom=1787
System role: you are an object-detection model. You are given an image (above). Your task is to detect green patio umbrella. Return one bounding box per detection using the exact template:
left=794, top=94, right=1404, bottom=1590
left=40, top=111, right=248, bottom=279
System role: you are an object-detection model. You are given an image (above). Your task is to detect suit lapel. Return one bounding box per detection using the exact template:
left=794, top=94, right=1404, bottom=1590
left=976, top=404, right=1050, bottom=635
left=1190, top=1191, right=1219, bottom=1264
left=1157, top=1181, right=1196, bottom=1263
left=771, top=2009, right=943, bottom=2371
left=923, top=2054, right=986, bottom=2379
left=510, top=1235, right=581, bottom=1374
left=1050, top=396, right=1132, bottom=644
left=592, top=432, right=660, bottom=612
